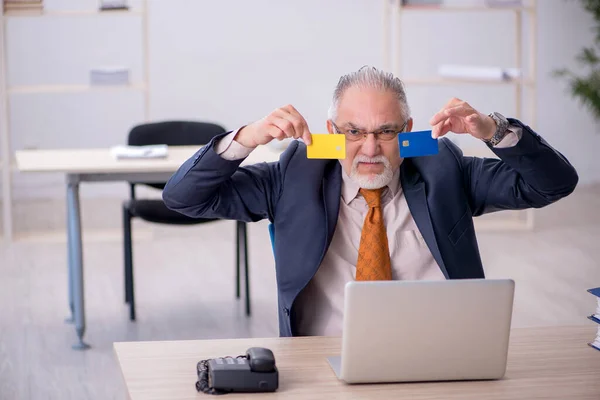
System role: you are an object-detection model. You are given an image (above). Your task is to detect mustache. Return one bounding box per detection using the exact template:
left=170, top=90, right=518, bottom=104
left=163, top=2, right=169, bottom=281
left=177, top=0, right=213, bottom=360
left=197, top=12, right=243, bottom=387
left=352, top=155, right=391, bottom=168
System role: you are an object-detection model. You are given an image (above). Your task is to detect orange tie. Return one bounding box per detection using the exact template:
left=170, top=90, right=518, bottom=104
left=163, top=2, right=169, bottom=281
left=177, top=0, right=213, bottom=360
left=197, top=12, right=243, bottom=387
left=356, top=188, right=392, bottom=281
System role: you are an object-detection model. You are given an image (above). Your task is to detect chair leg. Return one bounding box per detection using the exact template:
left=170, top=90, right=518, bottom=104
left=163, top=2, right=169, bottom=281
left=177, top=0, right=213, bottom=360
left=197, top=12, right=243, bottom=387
left=235, top=221, right=241, bottom=299
left=123, top=204, right=136, bottom=321
left=240, top=222, right=251, bottom=317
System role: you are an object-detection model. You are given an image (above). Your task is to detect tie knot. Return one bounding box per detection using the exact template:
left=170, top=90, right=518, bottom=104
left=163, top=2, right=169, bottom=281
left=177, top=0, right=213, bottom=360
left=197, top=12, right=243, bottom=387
left=359, top=188, right=384, bottom=208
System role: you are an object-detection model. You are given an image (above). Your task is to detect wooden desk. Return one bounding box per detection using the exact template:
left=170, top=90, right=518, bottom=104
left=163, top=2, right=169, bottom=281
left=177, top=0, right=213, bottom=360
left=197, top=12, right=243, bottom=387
left=15, top=145, right=282, bottom=350
left=114, top=325, right=600, bottom=399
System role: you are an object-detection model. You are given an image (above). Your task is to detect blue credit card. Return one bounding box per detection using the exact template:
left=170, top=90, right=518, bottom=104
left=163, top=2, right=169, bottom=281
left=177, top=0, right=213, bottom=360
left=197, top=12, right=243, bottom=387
left=589, top=287, right=600, bottom=298
left=398, top=130, right=439, bottom=158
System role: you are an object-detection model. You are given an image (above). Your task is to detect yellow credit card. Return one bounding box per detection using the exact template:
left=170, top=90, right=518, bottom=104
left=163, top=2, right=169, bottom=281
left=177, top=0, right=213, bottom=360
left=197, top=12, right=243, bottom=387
left=306, top=134, right=346, bottom=159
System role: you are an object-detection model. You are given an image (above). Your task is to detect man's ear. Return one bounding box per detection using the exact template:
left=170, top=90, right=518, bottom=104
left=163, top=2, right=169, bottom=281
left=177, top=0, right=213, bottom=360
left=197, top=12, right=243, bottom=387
left=406, top=118, right=413, bottom=133
left=326, top=120, right=334, bottom=134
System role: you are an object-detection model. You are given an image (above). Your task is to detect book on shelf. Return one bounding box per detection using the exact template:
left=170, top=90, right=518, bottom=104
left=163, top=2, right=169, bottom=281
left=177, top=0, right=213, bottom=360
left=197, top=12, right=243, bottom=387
left=588, top=287, right=600, bottom=352
left=3, top=0, right=44, bottom=15
left=3, top=0, right=43, bottom=11
left=484, top=0, right=523, bottom=7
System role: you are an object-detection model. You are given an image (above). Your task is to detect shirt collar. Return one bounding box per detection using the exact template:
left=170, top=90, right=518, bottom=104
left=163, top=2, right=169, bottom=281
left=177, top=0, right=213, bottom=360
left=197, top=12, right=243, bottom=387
left=340, top=162, right=401, bottom=205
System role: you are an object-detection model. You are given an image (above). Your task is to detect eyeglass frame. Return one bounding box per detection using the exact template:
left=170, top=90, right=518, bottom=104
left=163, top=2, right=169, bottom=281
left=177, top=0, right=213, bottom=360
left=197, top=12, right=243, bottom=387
left=330, top=119, right=410, bottom=142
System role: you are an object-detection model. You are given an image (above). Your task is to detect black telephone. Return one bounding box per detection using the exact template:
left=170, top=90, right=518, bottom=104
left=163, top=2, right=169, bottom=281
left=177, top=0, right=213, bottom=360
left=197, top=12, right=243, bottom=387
left=196, top=347, right=278, bottom=394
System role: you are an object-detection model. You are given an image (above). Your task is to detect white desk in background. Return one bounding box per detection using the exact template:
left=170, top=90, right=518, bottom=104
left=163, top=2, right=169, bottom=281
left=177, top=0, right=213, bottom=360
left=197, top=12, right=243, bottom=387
left=15, top=145, right=283, bottom=349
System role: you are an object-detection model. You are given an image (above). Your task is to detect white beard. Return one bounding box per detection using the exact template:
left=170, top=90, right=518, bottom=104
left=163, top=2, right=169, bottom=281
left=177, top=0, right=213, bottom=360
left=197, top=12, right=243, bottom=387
left=349, top=155, right=394, bottom=189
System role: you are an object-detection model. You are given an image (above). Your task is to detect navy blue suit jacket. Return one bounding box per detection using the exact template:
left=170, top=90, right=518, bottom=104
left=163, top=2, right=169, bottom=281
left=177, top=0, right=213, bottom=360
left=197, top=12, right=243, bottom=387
left=162, top=118, right=578, bottom=337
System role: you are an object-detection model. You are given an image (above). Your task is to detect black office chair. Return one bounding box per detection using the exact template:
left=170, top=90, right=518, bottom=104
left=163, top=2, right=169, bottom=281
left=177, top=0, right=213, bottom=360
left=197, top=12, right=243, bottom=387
left=123, top=121, right=251, bottom=321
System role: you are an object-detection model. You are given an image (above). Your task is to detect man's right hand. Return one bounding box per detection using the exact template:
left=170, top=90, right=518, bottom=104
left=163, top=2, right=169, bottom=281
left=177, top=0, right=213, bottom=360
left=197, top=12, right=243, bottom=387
left=234, top=104, right=312, bottom=148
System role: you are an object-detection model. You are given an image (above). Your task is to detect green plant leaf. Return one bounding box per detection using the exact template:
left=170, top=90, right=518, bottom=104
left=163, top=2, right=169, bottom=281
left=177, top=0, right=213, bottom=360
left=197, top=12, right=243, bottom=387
left=570, top=75, right=600, bottom=120
left=553, top=68, right=571, bottom=78
left=554, top=0, right=600, bottom=124
left=576, top=47, right=600, bottom=65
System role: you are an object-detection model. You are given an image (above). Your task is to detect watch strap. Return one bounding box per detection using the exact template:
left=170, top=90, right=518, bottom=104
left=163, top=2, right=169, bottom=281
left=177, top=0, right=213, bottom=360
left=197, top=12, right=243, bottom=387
left=484, top=112, right=510, bottom=146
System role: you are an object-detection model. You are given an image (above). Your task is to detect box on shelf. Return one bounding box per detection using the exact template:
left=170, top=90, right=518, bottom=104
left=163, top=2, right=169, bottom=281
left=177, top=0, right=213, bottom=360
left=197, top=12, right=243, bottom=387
left=99, top=0, right=128, bottom=11
left=438, top=64, right=522, bottom=81
left=90, top=67, right=130, bottom=85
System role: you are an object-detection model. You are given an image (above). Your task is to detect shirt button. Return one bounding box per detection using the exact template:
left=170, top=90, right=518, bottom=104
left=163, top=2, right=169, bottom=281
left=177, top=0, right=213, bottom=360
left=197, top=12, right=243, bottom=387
left=283, top=307, right=290, bottom=316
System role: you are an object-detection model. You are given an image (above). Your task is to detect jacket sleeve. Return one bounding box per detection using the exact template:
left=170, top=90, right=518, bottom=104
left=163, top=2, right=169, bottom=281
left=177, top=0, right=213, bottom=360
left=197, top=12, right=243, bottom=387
left=446, top=119, right=579, bottom=217
left=162, top=132, right=297, bottom=223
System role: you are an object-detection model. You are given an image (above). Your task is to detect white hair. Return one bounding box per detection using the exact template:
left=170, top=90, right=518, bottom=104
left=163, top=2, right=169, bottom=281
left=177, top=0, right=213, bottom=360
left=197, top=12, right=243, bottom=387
left=327, top=66, right=411, bottom=121
left=350, top=155, right=394, bottom=189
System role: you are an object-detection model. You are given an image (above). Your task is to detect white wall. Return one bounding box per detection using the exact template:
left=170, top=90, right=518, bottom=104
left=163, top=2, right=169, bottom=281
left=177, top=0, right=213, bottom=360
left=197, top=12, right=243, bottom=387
left=147, top=0, right=384, bottom=132
left=4, top=0, right=599, bottom=203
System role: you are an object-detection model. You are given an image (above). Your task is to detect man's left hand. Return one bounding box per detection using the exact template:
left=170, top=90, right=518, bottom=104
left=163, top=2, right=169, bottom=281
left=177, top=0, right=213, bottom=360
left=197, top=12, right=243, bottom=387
left=429, top=98, right=496, bottom=140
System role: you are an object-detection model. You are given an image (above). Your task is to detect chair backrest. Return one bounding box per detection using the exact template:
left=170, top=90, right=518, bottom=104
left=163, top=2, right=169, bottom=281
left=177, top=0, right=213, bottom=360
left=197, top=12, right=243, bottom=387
left=127, top=121, right=226, bottom=191
left=268, top=223, right=275, bottom=253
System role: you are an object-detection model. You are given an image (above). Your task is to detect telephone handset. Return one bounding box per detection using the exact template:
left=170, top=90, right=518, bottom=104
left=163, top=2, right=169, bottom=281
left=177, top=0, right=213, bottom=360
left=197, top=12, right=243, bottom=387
left=195, top=347, right=279, bottom=394
left=246, top=347, right=276, bottom=372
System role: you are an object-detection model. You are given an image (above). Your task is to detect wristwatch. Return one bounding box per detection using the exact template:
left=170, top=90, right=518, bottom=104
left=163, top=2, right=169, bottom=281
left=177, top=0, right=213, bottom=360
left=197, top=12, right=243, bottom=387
left=484, top=112, right=510, bottom=147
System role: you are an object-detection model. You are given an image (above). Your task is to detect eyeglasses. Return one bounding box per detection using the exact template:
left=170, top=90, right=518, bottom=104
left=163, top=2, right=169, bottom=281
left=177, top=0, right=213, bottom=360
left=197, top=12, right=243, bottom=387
left=330, top=120, right=409, bottom=142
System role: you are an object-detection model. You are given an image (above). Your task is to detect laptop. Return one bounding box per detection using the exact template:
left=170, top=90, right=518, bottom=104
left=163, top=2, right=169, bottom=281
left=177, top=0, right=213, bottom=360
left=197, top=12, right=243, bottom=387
left=327, top=278, right=515, bottom=384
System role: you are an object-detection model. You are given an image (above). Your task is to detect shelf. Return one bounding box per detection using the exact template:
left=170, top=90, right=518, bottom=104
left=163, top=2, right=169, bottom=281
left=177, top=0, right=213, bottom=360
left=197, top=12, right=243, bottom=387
left=400, top=5, right=534, bottom=13
left=8, top=83, right=147, bottom=94
left=402, top=77, right=534, bottom=86
left=3, top=9, right=142, bottom=17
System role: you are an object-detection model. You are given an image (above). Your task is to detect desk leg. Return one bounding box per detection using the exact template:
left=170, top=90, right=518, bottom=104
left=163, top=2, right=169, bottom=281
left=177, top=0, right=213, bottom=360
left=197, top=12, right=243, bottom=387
left=65, top=205, right=75, bottom=324
left=67, top=179, right=90, bottom=350
left=239, top=221, right=251, bottom=316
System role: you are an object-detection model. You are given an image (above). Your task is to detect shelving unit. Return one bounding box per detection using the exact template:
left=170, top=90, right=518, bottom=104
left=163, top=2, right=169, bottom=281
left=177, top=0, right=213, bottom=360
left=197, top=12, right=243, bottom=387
left=7, top=83, right=148, bottom=94
left=3, top=9, right=142, bottom=16
left=402, top=77, right=535, bottom=86
left=0, top=1, right=11, bottom=241
left=382, top=0, right=537, bottom=231
left=399, top=4, right=534, bottom=12
left=0, top=0, right=150, bottom=242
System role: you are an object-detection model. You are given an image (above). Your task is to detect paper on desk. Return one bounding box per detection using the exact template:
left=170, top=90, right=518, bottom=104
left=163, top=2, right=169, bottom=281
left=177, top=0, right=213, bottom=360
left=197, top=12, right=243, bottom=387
left=110, top=144, right=168, bottom=159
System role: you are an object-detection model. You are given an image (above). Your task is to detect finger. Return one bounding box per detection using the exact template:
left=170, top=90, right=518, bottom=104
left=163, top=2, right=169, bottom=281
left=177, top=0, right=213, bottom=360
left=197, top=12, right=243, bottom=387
left=431, top=119, right=444, bottom=138
left=267, top=115, right=299, bottom=139
left=429, top=98, right=466, bottom=126
left=429, top=110, right=449, bottom=127
left=466, top=112, right=488, bottom=137
left=280, top=104, right=309, bottom=134
left=438, top=118, right=453, bottom=137
left=432, top=119, right=451, bottom=138
left=271, top=110, right=302, bottom=139
left=282, top=104, right=312, bottom=145
left=282, top=104, right=307, bottom=127
left=447, top=97, right=463, bottom=106
left=280, top=105, right=311, bottom=143
left=444, top=104, right=474, bottom=118
left=264, top=124, right=286, bottom=140
left=274, top=108, right=309, bottom=141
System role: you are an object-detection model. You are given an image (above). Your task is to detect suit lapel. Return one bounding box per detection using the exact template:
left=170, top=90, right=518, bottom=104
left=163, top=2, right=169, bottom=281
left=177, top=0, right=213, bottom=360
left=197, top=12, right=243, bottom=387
left=401, top=161, right=449, bottom=278
left=321, top=161, right=342, bottom=263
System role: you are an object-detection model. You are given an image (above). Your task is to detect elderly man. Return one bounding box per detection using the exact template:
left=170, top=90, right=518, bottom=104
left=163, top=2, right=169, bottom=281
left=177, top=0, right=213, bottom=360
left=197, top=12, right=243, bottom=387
left=162, top=66, right=578, bottom=337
